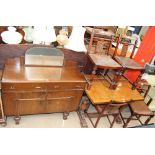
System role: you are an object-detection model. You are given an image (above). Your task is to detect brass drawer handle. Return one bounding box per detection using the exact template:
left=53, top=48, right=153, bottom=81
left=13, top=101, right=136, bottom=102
left=54, top=85, right=60, bottom=88
left=10, top=86, right=15, bottom=89
left=35, top=86, right=41, bottom=89
left=75, top=85, right=82, bottom=88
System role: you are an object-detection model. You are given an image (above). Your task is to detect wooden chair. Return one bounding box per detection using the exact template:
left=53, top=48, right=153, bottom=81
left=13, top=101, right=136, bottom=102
left=123, top=82, right=154, bottom=128
left=88, top=27, right=114, bottom=55
left=84, top=27, right=123, bottom=90
left=111, top=35, right=144, bottom=89
left=112, top=35, right=143, bottom=68
left=85, top=98, right=130, bottom=128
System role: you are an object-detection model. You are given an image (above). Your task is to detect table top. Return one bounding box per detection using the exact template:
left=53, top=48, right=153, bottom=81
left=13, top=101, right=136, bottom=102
left=85, top=79, right=144, bottom=104
left=114, top=56, right=144, bottom=70
left=2, top=57, right=86, bottom=83
left=89, top=53, right=121, bottom=69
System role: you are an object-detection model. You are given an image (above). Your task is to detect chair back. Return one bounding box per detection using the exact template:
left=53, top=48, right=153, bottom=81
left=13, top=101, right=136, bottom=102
left=95, top=26, right=117, bottom=33
left=88, top=27, right=113, bottom=55
left=135, top=80, right=151, bottom=98
left=114, top=35, right=138, bottom=58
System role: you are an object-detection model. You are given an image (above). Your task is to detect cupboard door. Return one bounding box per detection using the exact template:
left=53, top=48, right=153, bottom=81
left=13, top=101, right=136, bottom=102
left=2, top=91, right=46, bottom=115
left=16, top=99, right=45, bottom=115
left=3, top=92, right=17, bottom=115
left=46, top=96, right=74, bottom=113
left=46, top=90, right=83, bottom=113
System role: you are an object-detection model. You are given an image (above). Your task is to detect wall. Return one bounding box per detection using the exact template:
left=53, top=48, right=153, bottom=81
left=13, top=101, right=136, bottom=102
left=139, top=26, right=149, bottom=39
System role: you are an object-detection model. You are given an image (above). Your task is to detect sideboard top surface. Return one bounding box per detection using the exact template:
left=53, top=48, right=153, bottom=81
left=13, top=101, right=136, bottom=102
left=2, top=57, right=86, bottom=83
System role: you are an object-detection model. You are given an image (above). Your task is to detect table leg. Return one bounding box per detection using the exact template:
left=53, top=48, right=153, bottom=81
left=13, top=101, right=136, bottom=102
left=91, top=66, right=97, bottom=81
left=110, top=69, right=123, bottom=89
left=132, top=70, right=145, bottom=90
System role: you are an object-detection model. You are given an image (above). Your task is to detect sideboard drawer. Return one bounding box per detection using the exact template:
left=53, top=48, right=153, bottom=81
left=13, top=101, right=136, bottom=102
left=47, top=82, right=85, bottom=90
left=2, top=83, right=46, bottom=91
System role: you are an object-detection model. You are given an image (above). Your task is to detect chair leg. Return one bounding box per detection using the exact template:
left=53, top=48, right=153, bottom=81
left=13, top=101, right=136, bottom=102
left=144, top=115, right=154, bottom=124
left=135, top=115, right=143, bottom=125
left=104, top=69, right=109, bottom=76
left=119, top=112, right=126, bottom=126
left=110, top=114, right=118, bottom=128
left=107, top=115, right=111, bottom=124
left=86, top=113, right=96, bottom=128
left=94, top=113, right=103, bottom=128
left=123, top=116, right=132, bottom=128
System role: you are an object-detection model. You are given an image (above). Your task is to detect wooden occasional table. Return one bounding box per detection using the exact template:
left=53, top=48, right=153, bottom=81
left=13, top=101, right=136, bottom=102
left=81, top=78, right=144, bottom=127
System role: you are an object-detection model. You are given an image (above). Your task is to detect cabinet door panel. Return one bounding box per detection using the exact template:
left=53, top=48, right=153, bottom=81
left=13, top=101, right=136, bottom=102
left=17, top=99, right=45, bottom=115
left=47, top=90, right=83, bottom=112
left=2, top=93, right=15, bottom=115
left=2, top=91, right=46, bottom=115
left=46, top=97, right=75, bottom=113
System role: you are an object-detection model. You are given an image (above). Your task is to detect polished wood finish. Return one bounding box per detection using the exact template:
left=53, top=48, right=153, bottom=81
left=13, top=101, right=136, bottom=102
left=1, top=57, right=86, bottom=124
left=83, top=77, right=144, bottom=128
left=85, top=79, right=144, bottom=104
left=114, top=56, right=144, bottom=70
left=89, top=54, right=121, bottom=69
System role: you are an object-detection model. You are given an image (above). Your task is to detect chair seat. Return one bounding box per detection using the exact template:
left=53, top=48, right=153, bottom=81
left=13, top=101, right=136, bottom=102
left=114, top=56, right=144, bottom=70
left=95, top=105, right=119, bottom=115
left=89, top=54, right=121, bottom=69
left=130, top=101, right=154, bottom=116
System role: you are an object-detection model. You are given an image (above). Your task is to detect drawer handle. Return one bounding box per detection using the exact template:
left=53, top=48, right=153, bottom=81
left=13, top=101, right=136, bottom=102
left=35, top=86, right=41, bottom=89
left=10, top=86, right=15, bottom=89
left=75, top=85, right=82, bottom=88
left=54, top=85, right=60, bottom=88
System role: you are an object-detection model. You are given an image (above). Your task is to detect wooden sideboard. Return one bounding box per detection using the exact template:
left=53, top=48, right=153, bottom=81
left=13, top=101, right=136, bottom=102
left=1, top=57, right=86, bottom=124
